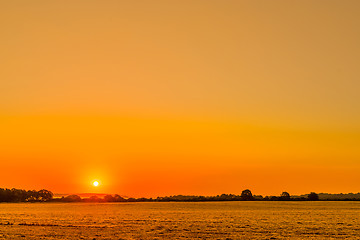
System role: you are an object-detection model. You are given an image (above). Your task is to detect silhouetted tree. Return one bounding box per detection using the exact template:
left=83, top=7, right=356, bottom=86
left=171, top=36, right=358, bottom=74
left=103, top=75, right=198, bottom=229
left=64, top=195, right=82, bottom=202
left=241, top=189, right=254, bottom=201
left=253, top=195, right=264, bottom=200
left=269, top=196, right=279, bottom=201
left=38, top=189, right=53, bottom=201
left=88, top=196, right=100, bottom=202
left=19, top=189, right=28, bottom=202
left=280, top=192, right=291, bottom=201
left=114, top=194, right=125, bottom=202
left=0, top=188, right=54, bottom=202
left=308, top=192, right=319, bottom=201
left=104, top=195, right=115, bottom=202
left=27, top=190, right=40, bottom=201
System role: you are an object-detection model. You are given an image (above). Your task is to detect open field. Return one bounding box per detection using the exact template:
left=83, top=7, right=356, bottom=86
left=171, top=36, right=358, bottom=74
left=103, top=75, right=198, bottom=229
left=1, top=201, right=360, bottom=239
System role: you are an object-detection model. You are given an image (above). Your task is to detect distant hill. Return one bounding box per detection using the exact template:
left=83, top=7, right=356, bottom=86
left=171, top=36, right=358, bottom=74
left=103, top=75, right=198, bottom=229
left=54, top=192, right=360, bottom=201
left=296, top=193, right=360, bottom=200
left=54, top=193, right=130, bottom=199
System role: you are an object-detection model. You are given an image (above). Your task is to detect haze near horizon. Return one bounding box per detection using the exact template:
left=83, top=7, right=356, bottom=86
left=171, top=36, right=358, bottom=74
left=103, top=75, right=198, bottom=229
left=1, top=0, right=360, bottom=197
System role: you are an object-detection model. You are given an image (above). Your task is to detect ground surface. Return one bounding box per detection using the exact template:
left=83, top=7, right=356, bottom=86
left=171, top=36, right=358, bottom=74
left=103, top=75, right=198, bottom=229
left=0, top=201, right=360, bottom=239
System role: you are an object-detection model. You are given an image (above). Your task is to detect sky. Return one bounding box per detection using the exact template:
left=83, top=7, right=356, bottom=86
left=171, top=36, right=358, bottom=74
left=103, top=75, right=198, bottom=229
left=1, top=1, right=360, bottom=197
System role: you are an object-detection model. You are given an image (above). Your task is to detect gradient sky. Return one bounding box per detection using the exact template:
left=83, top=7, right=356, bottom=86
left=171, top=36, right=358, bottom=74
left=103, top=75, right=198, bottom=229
left=1, top=1, right=360, bottom=197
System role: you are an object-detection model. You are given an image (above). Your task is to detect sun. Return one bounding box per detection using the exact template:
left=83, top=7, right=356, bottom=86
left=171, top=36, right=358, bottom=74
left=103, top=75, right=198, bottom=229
left=93, top=181, right=99, bottom=187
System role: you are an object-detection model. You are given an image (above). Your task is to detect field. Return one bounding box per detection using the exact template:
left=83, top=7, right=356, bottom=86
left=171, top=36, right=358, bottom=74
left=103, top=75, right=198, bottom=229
left=0, top=201, right=360, bottom=239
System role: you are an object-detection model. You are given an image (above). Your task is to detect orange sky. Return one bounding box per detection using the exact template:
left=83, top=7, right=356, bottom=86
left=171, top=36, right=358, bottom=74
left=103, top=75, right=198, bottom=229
left=1, top=1, right=360, bottom=197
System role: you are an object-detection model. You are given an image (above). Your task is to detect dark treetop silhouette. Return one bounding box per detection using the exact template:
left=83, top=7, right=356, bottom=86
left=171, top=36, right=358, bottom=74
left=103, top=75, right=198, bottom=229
left=0, top=188, right=53, bottom=202
left=2, top=187, right=350, bottom=203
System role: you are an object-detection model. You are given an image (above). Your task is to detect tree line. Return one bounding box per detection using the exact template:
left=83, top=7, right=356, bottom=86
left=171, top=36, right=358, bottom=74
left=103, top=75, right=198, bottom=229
left=0, top=188, right=326, bottom=203
left=58, top=189, right=321, bottom=203
left=0, top=188, right=53, bottom=202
